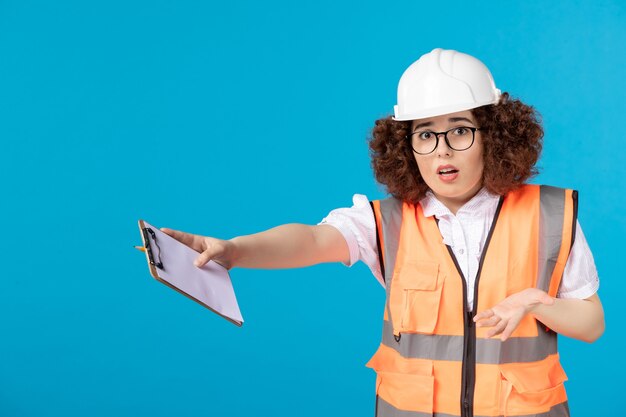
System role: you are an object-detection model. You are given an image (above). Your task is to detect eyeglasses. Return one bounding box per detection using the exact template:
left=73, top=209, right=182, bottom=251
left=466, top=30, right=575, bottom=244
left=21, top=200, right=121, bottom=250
left=407, top=126, right=480, bottom=155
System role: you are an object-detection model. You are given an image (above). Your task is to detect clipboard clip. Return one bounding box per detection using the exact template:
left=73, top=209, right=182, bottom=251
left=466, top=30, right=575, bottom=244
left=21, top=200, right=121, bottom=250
left=142, top=227, right=164, bottom=270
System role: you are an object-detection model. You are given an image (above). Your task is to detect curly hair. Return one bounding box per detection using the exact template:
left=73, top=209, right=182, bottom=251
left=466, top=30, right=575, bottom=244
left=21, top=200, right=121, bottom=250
left=369, top=92, right=543, bottom=204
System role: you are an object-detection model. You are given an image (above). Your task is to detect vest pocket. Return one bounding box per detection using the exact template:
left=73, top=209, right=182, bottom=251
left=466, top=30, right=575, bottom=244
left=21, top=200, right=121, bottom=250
left=375, top=370, right=434, bottom=415
left=391, top=261, right=443, bottom=335
left=498, top=355, right=569, bottom=415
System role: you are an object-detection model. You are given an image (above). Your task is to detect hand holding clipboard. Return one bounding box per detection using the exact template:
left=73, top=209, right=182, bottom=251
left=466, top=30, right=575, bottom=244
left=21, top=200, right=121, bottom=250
left=160, top=227, right=238, bottom=270
left=137, top=220, right=244, bottom=326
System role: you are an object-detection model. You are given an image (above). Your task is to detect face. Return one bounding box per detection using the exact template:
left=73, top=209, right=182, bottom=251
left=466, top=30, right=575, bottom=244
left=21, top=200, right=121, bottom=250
left=410, top=110, right=484, bottom=213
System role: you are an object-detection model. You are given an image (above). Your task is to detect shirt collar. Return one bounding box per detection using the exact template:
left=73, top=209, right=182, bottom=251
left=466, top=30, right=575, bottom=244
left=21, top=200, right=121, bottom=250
left=419, top=187, right=500, bottom=218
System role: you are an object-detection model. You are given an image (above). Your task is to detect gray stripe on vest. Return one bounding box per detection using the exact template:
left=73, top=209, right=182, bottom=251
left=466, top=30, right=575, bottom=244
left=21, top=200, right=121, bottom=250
left=378, top=198, right=403, bottom=324
left=537, top=186, right=566, bottom=292
left=376, top=396, right=569, bottom=417
left=381, top=320, right=557, bottom=364
left=381, top=319, right=463, bottom=361
left=378, top=197, right=403, bottom=287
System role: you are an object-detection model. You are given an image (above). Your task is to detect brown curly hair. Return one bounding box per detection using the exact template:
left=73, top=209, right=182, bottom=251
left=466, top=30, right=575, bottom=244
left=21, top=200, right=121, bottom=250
left=369, top=92, right=543, bottom=204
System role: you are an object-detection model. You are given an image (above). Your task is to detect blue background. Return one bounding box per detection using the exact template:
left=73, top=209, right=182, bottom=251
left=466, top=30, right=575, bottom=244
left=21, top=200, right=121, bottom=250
left=1, top=1, right=623, bottom=415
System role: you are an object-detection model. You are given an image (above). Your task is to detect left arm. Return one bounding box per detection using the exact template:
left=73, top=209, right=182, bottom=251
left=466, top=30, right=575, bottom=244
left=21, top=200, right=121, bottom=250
left=473, top=289, right=605, bottom=343
left=531, top=292, right=605, bottom=343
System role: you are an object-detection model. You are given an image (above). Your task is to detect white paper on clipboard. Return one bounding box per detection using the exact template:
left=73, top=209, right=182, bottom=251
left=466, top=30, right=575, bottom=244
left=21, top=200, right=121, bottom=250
left=138, top=219, right=243, bottom=326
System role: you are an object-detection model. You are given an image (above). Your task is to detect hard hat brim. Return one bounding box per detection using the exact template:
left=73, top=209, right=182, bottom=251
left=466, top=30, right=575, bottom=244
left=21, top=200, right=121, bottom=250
left=392, top=97, right=500, bottom=121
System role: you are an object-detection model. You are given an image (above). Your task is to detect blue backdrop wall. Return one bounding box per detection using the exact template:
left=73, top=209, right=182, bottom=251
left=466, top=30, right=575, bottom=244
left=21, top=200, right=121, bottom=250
left=1, top=1, right=623, bottom=415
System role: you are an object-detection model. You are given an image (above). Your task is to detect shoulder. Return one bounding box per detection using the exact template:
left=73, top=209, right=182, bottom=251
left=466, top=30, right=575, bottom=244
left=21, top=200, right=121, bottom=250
left=503, top=184, right=578, bottom=207
left=318, top=193, right=377, bottom=231
left=369, top=196, right=406, bottom=223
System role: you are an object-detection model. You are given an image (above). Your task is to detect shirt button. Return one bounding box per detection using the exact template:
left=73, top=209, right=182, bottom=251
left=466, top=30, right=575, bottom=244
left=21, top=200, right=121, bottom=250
left=459, top=248, right=465, bottom=255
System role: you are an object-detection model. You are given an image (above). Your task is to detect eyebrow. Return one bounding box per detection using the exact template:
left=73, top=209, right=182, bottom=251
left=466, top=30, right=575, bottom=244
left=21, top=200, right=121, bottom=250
left=412, top=117, right=476, bottom=131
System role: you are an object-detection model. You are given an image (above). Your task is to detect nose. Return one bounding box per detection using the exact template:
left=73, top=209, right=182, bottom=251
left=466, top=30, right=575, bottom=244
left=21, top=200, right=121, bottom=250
left=435, top=132, right=452, bottom=157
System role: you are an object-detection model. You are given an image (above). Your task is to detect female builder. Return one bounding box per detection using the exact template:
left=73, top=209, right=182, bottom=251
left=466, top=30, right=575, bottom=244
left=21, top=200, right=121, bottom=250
left=162, top=48, right=605, bottom=417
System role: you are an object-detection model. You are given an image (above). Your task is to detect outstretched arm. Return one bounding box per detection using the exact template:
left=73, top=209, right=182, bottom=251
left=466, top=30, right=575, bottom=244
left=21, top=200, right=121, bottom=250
left=161, top=224, right=350, bottom=270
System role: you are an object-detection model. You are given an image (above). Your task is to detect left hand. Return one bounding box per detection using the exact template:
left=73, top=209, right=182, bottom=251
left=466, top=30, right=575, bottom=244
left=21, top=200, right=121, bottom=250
left=473, top=288, right=555, bottom=341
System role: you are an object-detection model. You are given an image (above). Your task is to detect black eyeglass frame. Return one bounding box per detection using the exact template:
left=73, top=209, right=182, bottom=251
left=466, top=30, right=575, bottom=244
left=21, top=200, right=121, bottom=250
left=407, top=126, right=481, bottom=155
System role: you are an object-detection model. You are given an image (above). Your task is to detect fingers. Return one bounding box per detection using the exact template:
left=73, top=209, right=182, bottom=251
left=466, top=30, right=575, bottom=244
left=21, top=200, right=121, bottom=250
left=473, top=309, right=494, bottom=322
left=482, top=314, right=523, bottom=341
left=474, top=309, right=500, bottom=329
left=499, top=316, right=523, bottom=341
left=194, top=242, right=226, bottom=268
left=159, top=227, right=230, bottom=268
left=160, top=228, right=204, bottom=252
left=486, top=318, right=508, bottom=339
left=475, top=315, right=501, bottom=328
left=474, top=310, right=505, bottom=335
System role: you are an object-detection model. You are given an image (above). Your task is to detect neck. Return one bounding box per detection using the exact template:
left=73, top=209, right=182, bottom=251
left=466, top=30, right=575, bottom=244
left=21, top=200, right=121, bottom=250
left=433, top=184, right=483, bottom=215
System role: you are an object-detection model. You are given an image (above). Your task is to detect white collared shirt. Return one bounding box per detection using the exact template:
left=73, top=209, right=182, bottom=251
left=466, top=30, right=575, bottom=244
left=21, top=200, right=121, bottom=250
left=319, top=188, right=600, bottom=310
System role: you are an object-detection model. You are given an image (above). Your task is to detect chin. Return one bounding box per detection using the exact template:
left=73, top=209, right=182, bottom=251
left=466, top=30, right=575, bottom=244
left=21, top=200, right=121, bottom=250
left=434, top=186, right=468, bottom=197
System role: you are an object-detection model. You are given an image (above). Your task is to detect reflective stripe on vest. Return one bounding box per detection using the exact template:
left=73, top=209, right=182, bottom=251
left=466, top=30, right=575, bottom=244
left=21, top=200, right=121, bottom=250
left=375, top=396, right=570, bottom=417
left=366, top=185, right=577, bottom=417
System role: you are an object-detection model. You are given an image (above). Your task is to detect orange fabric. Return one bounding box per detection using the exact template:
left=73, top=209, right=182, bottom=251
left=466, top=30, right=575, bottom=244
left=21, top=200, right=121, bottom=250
left=475, top=185, right=540, bottom=338
left=367, top=185, right=574, bottom=416
left=367, top=343, right=462, bottom=415
left=498, top=354, right=568, bottom=415
left=368, top=344, right=435, bottom=413
left=389, top=202, right=465, bottom=336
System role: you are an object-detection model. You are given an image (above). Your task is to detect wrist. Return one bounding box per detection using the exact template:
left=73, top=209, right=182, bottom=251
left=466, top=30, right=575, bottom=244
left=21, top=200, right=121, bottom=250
left=228, top=236, right=244, bottom=268
left=525, top=288, right=552, bottom=314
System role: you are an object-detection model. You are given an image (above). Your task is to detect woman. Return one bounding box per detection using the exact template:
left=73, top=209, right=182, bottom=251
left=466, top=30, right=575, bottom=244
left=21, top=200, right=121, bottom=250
left=162, top=48, right=604, bottom=417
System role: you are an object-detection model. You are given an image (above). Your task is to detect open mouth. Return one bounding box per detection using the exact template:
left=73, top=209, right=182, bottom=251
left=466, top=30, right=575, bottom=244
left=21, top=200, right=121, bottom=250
left=438, top=168, right=459, bottom=175
left=437, top=165, right=459, bottom=182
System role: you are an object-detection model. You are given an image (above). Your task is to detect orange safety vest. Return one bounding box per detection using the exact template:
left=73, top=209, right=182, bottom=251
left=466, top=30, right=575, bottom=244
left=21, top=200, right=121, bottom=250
left=366, top=184, right=577, bottom=417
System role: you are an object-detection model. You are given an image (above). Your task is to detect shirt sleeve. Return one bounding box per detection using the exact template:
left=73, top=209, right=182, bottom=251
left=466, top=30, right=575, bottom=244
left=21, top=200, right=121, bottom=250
left=556, top=220, right=600, bottom=299
left=318, top=194, right=384, bottom=287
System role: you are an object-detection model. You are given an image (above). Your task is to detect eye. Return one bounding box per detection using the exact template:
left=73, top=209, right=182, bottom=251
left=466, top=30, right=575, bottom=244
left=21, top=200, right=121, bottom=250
left=451, top=126, right=472, bottom=136
left=417, top=131, right=434, bottom=140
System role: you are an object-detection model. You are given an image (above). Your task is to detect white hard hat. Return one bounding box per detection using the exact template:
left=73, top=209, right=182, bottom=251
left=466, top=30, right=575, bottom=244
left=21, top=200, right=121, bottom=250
left=393, top=48, right=501, bottom=121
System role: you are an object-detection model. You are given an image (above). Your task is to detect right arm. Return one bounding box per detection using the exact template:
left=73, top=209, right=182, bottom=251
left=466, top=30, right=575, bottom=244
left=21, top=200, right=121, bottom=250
left=161, top=223, right=350, bottom=270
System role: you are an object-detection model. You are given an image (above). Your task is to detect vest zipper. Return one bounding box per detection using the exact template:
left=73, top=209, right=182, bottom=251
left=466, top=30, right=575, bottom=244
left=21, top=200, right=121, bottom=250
left=464, top=309, right=476, bottom=417
left=445, top=247, right=473, bottom=417
left=440, top=197, right=504, bottom=417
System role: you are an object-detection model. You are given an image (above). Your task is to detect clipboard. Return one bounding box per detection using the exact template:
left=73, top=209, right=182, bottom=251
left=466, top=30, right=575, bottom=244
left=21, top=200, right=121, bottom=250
left=138, top=219, right=244, bottom=326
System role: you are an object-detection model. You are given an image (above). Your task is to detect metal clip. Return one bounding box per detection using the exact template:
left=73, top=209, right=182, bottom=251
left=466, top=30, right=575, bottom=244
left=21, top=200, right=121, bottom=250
left=142, top=227, right=163, bottom=269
